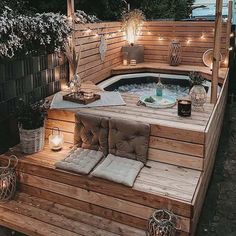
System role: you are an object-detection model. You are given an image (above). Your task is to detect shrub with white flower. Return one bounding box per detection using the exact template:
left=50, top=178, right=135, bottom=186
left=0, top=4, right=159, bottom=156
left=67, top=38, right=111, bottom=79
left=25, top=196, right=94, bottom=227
left=0, top=6, right=72, bottom=58
left=0, top=6, right=100, bottom=58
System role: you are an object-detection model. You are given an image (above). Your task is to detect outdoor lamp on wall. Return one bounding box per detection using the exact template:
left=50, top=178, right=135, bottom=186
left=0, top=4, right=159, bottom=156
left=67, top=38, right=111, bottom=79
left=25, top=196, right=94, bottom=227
left=49, top=127, right=64, bottom=151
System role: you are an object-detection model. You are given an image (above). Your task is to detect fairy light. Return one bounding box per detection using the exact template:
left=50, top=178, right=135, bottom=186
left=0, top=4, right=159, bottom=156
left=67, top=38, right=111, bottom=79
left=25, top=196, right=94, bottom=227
left=229, top=46, right=234, bottom=51
left=200, top=33, right=205, bottom=39
left=230, top=32, right=234, bottom=38
left=85, top=28, right=92, bottom=34
left=186, top=39, right=191, bottom=45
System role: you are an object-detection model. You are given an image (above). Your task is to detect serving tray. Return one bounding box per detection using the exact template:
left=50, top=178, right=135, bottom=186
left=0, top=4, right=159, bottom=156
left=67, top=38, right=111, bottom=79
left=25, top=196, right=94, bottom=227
left=63, top=92, right=101, bottom=105
left=139, top=95, right=176, bottom=109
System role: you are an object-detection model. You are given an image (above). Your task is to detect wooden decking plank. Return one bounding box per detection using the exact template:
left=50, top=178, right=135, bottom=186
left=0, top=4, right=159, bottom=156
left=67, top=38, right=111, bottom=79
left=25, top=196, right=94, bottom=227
left=16, top=193, right=146, bottom=236
left=149, top=136, right=204, bottom=157
left=0, top=208, right=79, bottom=236
left=21, top=184, right=147, bottom=230
left=18, top=173, right=191, bottom=233
left=0, top=201, right=119, bottom=236
left=148, top=148, right=203, bottom=170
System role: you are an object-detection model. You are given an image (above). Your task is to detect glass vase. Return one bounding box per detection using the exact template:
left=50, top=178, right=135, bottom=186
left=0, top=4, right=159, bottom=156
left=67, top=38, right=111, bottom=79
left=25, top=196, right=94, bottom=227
left=189, top=85, right=207, bottom=111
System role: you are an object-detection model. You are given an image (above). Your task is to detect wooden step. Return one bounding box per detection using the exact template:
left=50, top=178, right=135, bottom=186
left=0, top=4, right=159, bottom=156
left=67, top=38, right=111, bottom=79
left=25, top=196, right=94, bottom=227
left=0, top=193, right=146, bottom=236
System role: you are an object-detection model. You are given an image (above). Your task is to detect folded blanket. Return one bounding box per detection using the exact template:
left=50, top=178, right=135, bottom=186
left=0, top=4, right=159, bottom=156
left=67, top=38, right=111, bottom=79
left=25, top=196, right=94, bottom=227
left=91, top=154, right=144, bottom=187
left=55, top=148, right=103, bottom=175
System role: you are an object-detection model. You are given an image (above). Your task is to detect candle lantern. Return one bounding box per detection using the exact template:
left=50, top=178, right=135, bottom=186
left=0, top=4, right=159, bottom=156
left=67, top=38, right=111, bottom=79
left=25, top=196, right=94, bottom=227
left=49, top=127, right=64, bottom=151
left=169, top=40, right=182, bottom=66
left=178, top=98, right=192, bottom=117
left=122, top=51, right=129, bottom=66
left=0, top=155, right=18, bottom=202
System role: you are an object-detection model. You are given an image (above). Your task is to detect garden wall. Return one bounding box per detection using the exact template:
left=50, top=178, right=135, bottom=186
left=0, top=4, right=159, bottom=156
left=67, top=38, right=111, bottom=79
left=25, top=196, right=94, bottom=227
left=0, top=54, right=68, bottom=153
left=74, top=21, right=228, bottom=84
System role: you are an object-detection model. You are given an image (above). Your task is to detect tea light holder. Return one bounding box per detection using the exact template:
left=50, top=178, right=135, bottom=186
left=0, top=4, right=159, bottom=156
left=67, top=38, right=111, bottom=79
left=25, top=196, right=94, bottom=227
left=0, top=155, right=18, bottom=202
left=49, top=127, right=64, bottom=151
left=130, top=59, right=137, bottom=66
left=178, top=98, right=192, bottom=117
left=83, top=91, right=94, bottom=100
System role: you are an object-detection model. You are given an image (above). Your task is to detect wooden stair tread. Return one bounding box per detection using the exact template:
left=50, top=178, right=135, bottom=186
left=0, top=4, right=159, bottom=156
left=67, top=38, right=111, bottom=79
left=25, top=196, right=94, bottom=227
left=0, top=193, right=146, bottom=236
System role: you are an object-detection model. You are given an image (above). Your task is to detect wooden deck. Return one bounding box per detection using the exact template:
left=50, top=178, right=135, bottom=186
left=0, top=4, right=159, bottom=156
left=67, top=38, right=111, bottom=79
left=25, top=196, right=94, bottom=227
left=0, top=70, right=229, bottom=235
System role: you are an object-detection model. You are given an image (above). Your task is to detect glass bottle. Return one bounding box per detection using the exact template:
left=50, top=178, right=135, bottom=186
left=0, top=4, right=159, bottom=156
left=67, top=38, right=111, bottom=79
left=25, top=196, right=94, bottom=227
left=156, top=75, right=164, bottom=97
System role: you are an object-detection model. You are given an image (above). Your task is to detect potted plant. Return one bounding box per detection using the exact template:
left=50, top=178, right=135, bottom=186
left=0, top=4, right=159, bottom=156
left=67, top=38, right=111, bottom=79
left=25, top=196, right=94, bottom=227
left=16, top=99, right=48, bottom=154
left=121, top=9, right=145, bottom=64
left=189, top=71, right=207, bottom=111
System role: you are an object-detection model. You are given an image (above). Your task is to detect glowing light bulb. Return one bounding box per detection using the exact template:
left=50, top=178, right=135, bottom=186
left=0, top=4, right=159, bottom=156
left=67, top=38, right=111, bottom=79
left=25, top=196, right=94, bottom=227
left=229, top=47, right=234, bottom=51
left=230, top=33, right=234, bottom=38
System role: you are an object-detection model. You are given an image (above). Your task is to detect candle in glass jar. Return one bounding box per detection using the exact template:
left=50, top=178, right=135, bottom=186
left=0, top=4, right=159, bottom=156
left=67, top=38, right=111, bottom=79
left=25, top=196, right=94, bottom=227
left=178, top=99, right=191, bottom=117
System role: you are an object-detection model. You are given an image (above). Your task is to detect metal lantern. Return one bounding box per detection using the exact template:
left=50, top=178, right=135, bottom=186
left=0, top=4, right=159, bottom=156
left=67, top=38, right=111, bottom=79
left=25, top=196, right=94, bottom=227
left=147, top=209, right=179, bottom=236
left=0, top=155, right=18, bottom=202
left=49, top=127, right=64, bottom=151
left=169, top=40, right=182, bottom=66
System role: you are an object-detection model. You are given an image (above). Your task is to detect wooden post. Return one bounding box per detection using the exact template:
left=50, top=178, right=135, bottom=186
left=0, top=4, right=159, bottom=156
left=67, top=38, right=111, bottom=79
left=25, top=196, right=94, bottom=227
left=225, top=0, right=233, bottom=67
left=211, top=0, right=223, bottom=104
left=67, top=0, right=75, bottom=81
left=67, top=0, right=75, bottom=18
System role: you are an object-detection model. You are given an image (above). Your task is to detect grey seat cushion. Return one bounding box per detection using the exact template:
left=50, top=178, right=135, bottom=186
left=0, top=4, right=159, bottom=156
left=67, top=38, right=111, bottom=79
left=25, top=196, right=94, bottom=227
left=55, top=148, right=103, bottom=175
left=74, top=113, right=109, bottom=156
left=91, top=154, right=144, bottom=187
left=109, top=118, right=150, bottom=164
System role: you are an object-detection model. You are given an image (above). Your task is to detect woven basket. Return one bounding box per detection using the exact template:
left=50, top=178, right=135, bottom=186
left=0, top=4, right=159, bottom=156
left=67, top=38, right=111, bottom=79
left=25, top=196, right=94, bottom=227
left=19, top=127, right=45, bottom=154
left=0, top=155, right=18, bottom=202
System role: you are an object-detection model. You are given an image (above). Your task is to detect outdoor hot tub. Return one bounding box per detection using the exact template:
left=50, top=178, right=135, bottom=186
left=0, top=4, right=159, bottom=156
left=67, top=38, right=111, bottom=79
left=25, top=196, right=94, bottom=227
left=98, top=72, right=215, bottom=99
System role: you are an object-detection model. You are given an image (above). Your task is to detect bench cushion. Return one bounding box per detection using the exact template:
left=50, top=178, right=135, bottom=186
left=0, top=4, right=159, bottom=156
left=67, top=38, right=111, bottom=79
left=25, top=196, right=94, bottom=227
left=74, top=113, right=109, bottom=156
left=91, top=154, right=144, bottom=187
left=109, top=118, right=150, bottom=164
left=55, top=148, right=103, bottom=175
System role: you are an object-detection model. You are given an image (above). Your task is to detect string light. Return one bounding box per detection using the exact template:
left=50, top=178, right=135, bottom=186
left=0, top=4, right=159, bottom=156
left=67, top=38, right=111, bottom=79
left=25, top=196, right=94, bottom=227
left=229, top=46, right=234, bottom=51
left=85, top=28, right=92, bottom=34
left=230, top=32, right=234, bottom=38
left=186, top=39, right=191, bottom=45
left=200, top=33, right=205, bottom=39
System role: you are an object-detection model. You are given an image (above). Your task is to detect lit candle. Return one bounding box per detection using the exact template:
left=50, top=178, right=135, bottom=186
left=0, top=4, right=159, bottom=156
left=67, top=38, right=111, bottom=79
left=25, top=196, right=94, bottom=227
left=210, top=62, right=213, bottom=71
left=123, top=59, right=128, bottom=66
left=0, top=179, right=8, bottom=189
left=49, top=128, right=64, bottom=151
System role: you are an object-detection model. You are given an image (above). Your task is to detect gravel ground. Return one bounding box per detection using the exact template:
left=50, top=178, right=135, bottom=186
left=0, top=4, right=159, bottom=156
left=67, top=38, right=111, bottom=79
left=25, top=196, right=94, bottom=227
left=197, top=103, right=236, bottom=236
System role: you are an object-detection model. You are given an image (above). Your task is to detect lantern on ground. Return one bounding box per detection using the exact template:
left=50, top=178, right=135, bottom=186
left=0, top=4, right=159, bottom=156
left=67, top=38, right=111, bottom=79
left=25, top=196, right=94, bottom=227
left=0, top=155, right=18, bottom=202
left=49, top=127, right=64, bottom=151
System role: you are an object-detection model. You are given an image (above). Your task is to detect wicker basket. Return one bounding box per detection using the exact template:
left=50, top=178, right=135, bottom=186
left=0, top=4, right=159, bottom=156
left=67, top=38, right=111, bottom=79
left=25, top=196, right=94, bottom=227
left=19, top=127, right=45, bottom=154
left=0, top=155, right=18, bottom=202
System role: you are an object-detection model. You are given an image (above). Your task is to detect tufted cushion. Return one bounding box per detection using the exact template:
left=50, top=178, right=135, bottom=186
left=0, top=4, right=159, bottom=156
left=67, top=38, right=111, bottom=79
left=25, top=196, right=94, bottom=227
left=55, top=147, right=103, bottom=175
left=91, top=154, right=144, bottom=187
left=109, top=118, right=150, bottom=164
left=74, top=113, right=109, bottom=156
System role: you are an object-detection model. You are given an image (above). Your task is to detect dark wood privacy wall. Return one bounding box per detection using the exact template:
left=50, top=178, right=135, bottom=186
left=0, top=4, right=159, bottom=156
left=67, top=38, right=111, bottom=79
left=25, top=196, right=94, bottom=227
left=0, top=54, right=68, bottom=153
